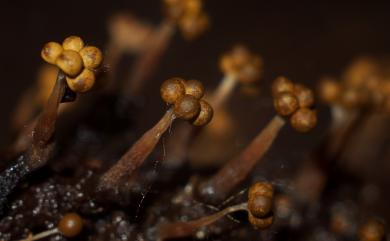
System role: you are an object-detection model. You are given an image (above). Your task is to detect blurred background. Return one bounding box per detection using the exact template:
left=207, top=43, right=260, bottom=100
left=1, top=0, right=390, bottom=146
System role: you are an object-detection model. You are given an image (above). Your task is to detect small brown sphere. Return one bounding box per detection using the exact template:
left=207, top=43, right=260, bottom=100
left=163, top=0, right=185, bottom=22
left=274, top=92, right=299, bottom=116
left=248, top=182, right=274, bottom=218
left=220, top=45, right=262, bottom=82
left=294, top=84, right=315, bottom=108
left=220, top=54, right=235, bottom=75
left=272, top=76, right=294, bottom=97
left=179, top=12, right=209, bottom=40
left=161, top=78, right=186, bottom=104
left=358, top=219, right=385, bottom=241
left=344, top=57, right=379, bottom=89
left=185, top=0, right=202, bottom=15
left=66, top=68, right=96, bottom=93
left=62, top=36, right=85, bottom=52
left=56, top=50, right=84, bottom=77
left=192, top=100, right=213, bottom=126
left=41, top=42, right=63, bottom=64
left=248, top=182, right=274, bottom=200
left=248, top=212, right=274, bottom=229
left=290, top=108, right=317, bottom=132
left=58, top=213, right=83, bottom=238
left=318, top=78, right=341, bottom=104
left=248, top=195, right=273, bottom=219
left=230, top=45, right=251, bottom=67
left=173, top=94, right=201, bottom=120
left=79, top=46, right=103, bottom=69
left=184, top=79, right=204, bottom=99
left=238, top=56, right=263, bottom=84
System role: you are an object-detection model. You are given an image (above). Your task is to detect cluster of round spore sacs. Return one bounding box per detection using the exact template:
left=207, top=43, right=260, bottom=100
left=41, top=36, right=103, bottom=93
left=272, top=76, right=317, bottom=132
left=319, top=57, right=390, bottom=113
left=247, top=182, right=275, bottom=229
left=220, top=45, right=263, bottom=83
left=160, top=77, right=213, bottom=126
left=163, top=0, right=209, bottom=39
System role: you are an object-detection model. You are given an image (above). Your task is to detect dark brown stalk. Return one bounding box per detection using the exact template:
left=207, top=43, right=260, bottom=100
left=98, top=108, right=176, bottom=191
left=198, top=116, right=285, bottom=203
left=25, top=70, right=67, bottom=170
left=158, top=202, right=247, bottom=241
left=0, top=77, right=76, bottom=162
left=0, top=70, right=66, bottom=214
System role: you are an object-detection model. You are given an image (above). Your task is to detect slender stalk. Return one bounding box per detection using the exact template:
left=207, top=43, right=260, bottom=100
left=26, top=70, right=66, bottom=170
left=1, top=71, right=71, bottom=162
left=99, top=108, right=176, bottom=191
left=20, top=228, right=59, bottom=241
left=198, top=116, right=286, bottom=203
left=122, top=21, right=175, bottom=98
left=158, top=203, right=247, bottom=240
left=209, top=74, right=237, bottom=109
left=0, top=71, right=66, bottom=215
